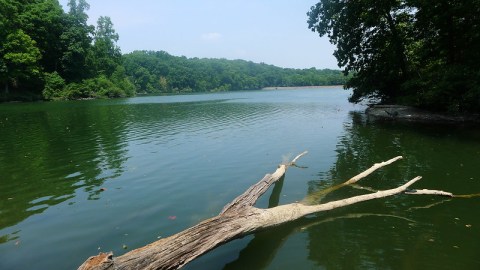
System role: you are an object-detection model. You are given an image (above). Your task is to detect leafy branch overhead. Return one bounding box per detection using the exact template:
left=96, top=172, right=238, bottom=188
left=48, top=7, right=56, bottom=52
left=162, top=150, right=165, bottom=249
left=308, top=0, right=480, bottom=113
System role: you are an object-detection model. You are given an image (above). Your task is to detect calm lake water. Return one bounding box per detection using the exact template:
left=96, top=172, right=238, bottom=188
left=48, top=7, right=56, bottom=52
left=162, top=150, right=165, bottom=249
left=1, top=87, right=479, bottom=270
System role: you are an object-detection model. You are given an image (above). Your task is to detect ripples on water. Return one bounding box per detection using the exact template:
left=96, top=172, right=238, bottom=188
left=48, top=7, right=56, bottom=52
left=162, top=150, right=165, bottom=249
left=1, top=87, right=479, bottom=270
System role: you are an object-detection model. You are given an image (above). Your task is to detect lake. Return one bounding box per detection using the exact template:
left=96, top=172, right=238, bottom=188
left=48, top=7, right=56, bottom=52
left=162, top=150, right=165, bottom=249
left=1, top=87, right=479, bottom=270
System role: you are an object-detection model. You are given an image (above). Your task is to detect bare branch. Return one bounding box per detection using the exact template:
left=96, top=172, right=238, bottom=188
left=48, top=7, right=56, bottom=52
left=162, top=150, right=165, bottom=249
left=405, top=189, right=454, bottom=197
left=344, top=156, right=403, bottom=185
left=221, top=151, right=308, bottom=215
left=302, top=156, right=403, bottom=204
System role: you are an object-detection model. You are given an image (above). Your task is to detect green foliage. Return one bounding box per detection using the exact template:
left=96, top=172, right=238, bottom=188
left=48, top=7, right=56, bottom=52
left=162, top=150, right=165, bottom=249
left=43, top=71, right=66, bottom=100
left=89, top=16, right=122, bottom=77
left=20, top=0, right=65, bottom=73
left=0, top=0, right=133, bottom=101
left=1, top=29, right=42, bottom=92
left=46, top=75, right=135, bottom=100
left=123, top=51, right=348, bottom=93
left=60, top=0, right=94, bottom=82
left=309, top=0, right=480, bottom=113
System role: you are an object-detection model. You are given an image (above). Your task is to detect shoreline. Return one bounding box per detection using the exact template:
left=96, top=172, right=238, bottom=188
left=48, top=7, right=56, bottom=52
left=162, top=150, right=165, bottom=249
left=365, top=105, right=480, bottom=124
left=262, top=85, right=344, bottom=90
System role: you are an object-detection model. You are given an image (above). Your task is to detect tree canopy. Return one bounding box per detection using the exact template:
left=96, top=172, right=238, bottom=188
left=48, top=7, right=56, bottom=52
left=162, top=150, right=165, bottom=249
left=308, top=0, right=480, bottom=113
left=0, top=0, right=132, bottom=101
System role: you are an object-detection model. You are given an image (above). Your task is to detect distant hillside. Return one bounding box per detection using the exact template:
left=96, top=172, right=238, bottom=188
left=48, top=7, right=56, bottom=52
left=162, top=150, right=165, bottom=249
left=123, top=50, right=348, bottom=93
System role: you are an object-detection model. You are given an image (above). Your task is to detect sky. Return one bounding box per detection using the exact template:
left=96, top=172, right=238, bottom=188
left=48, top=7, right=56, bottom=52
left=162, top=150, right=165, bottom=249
left=58, top=0, right=338, bottom=69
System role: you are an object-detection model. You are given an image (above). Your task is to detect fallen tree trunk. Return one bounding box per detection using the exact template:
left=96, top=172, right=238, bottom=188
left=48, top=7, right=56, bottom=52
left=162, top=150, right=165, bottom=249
left=78, top=153, right=454, bottom=270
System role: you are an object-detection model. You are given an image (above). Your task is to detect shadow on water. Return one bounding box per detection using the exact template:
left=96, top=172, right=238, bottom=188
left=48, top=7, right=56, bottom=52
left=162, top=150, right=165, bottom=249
left=218, top=111, right=480, bottom=270
left=223, top=175, right=289, bottom=270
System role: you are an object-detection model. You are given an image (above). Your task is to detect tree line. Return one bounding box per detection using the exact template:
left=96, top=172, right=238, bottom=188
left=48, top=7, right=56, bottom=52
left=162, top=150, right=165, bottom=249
left=123, top=50, right=348, bottom=94
left=308, top=0, right=480, bottom=113
left=0, top=0, right=347, bottom=102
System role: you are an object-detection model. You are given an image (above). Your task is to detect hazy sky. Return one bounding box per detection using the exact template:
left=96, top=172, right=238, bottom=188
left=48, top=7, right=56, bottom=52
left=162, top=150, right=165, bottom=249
left=59, top=0, right=338, bottom=69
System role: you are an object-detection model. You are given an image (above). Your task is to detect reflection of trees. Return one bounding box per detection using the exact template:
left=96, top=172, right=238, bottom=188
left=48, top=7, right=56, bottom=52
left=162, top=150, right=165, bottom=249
left=0, top=102, right=128, bottom=232
left=305, top=112, right=480, bottom=269
left=220, top=111, right=480, bottom=269
left=0, top=98, right=282, bottom=243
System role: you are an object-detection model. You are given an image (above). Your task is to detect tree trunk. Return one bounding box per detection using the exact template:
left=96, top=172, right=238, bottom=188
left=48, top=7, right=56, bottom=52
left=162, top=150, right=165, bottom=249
left=78, top=153, right=454, bottom=270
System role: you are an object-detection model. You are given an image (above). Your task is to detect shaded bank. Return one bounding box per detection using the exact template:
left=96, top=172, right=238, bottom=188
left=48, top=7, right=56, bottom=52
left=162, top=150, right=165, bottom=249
left=366, top=105, right=480, bottom=124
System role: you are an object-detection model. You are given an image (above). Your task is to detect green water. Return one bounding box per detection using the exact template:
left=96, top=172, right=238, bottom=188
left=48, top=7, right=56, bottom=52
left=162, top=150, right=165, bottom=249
left=0, top=87, right=479, bottom=270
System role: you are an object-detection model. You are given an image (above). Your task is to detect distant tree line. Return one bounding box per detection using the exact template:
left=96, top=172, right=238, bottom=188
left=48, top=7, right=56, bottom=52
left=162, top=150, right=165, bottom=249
left=123, top=51, right=348, bottom=94
left=308, top=0, right=480, bottom=113
left=0, top=0, right=347, bottom=102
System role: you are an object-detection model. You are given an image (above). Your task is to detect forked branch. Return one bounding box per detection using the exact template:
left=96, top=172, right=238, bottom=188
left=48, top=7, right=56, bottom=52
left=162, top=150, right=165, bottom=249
left=77, top=153, right=468, bottom=270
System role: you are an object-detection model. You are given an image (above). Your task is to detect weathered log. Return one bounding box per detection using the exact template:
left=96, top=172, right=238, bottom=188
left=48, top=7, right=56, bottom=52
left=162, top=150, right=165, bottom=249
left=78, top=154, right=446, bottom=270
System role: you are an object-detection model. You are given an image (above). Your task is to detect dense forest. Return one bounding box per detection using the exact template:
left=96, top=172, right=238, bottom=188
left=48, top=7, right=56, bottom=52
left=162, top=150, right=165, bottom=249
left=308, top=0, right=480, bottom=113
left=0, top=0, right=347, bottom=102
left=0, top=0, right=135, bottom=101
left=123, top=51, right=348, bottom=93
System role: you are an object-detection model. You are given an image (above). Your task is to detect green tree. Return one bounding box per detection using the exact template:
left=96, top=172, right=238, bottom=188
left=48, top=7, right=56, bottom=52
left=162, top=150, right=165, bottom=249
left=60, top=0, right=94, bottom=82
left=43, top=71, right=66, bottom=100
left=20, top=0, right=65, bottom=73
left=89, top=16, right=122, bottom=77
left=308, top=0, right=480, bottom=113
left=0, top=29, right=41, bottom=94
left=406, top=0, right=480, bottom=112
left=308, top=0, right=412, bottom=104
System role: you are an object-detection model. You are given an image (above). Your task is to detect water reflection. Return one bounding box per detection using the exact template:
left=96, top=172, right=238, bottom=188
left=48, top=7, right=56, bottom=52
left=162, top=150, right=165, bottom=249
left=223, top=176, right=290, bottom=270
left=1, top=91, right=478, bottom=269
left=0, top=102, right=129, bottom=233
left=304, top=112, right=480, bottom=269
left=219, top=111, right=480, bottom=269
left=0, top=98, right=284, bottom=245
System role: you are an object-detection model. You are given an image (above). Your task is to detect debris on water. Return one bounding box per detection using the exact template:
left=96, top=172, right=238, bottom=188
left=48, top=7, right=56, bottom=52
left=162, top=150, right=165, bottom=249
left=168, top=216, right=177, bottom=220
left=122, top=244, right=128, bottom=249
left=466, top=224, right=472, bottom=228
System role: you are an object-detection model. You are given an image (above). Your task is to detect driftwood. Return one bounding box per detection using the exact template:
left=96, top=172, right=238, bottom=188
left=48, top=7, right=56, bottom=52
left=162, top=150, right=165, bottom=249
left=78, top=153, right=460, bottom=270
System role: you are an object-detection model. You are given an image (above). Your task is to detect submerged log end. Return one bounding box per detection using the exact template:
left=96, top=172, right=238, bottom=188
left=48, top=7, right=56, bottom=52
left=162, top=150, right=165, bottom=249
left=77, top=252, right=114, bottom=270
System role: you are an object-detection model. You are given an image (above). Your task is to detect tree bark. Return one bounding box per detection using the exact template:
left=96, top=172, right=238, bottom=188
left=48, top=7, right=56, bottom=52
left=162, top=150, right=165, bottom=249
left=78, top=153, right=445, bottom=270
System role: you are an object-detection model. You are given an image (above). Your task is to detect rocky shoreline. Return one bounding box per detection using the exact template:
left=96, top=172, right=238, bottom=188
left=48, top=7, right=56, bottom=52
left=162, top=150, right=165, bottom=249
left=365, top=105, right=480, bottom=124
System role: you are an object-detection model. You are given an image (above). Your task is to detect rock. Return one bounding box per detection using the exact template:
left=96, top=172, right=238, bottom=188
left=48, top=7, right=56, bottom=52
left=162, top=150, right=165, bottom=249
left=365, top=105, right=480, bottom=123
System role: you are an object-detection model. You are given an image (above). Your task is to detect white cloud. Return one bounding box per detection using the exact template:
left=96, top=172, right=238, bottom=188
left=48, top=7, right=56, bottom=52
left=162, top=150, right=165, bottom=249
left=201, top=32, right=222, bottom=42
